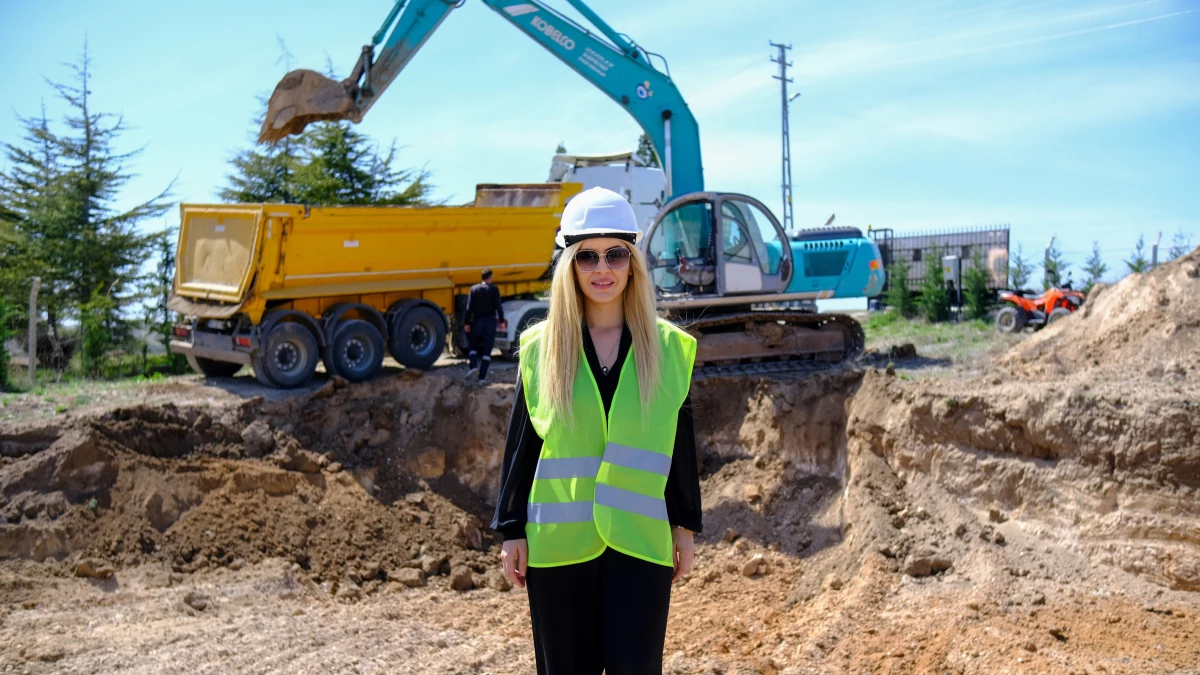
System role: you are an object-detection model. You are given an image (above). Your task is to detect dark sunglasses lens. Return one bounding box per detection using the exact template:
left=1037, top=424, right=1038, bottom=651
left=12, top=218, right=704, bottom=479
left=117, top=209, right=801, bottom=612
left=606, top=247, right=631, bottom=269
left=575, top=250, right=600, bottom=271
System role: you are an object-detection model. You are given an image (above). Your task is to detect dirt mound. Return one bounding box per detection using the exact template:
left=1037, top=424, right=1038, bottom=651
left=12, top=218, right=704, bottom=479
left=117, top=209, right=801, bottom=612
left=849, top=369, right=1200, bottom=592
left=1002, top=245, right=1200, bottom=386
left=0, top=375, right=509, bottom=592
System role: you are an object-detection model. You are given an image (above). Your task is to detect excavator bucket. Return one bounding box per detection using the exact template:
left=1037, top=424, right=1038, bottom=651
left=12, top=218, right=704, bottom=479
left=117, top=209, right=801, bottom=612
left=258, top=69, right=360, bottom=143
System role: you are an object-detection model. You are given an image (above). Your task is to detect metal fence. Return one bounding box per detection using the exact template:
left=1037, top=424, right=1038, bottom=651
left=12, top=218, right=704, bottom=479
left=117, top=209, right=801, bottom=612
left=869, top=225, right=1010, bottom=294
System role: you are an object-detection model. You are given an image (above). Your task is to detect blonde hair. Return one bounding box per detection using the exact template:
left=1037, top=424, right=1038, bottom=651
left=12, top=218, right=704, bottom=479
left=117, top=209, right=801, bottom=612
left=531, top=240, right=662, bottom=423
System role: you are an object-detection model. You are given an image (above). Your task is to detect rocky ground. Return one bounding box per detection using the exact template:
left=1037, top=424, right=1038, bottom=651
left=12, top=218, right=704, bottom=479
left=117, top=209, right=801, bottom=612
left=1, top=248, right=1198, bottom=674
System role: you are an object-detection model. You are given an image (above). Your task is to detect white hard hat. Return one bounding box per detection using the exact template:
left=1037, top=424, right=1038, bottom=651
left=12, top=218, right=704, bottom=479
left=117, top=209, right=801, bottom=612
left=556, top=187, right=641, bottom=248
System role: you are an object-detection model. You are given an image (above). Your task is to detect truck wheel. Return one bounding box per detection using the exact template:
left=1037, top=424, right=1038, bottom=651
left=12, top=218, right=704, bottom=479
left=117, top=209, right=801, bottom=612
left=254, top=322, right=319, bottom=388
left=186, top=355, right=243, bottom=378
left=995, top=306, right=1026, bottom=334
left=1047, top=307, right=1071, bottom=325
left=390, top=306, right=446, bottom=369
left=448, top=295, right=470, bottom=359
left=505, top=309, right=547, bottom=360
left=328, top=319, right=385, bottom=383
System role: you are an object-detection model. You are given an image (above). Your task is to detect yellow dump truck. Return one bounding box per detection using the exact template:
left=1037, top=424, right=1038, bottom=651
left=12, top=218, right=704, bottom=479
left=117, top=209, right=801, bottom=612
left=168, top=183, right=579, bottom=387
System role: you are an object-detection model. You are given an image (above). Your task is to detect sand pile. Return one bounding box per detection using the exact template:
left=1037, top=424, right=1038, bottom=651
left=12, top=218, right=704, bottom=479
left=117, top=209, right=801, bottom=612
left=1002, top=245, right=1200, bottom=386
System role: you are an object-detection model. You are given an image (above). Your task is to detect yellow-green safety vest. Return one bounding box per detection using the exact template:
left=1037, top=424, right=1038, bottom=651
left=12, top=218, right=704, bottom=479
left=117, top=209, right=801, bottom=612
left=519, top=318, right=696, bottom=568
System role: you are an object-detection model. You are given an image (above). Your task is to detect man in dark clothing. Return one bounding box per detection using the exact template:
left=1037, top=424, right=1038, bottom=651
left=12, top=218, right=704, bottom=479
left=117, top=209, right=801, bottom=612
left=464, top=269, right=507, bottom=382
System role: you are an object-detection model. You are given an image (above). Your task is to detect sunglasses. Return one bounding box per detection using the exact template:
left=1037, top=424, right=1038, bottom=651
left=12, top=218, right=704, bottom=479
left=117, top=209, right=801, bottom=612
left=574, top=246, right=631, bottom=272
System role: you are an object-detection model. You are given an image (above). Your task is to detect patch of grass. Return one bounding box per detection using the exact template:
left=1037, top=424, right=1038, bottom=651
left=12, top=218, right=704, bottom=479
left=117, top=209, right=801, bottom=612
left=0, top=373, right=193, bottom=422
left=864, top=310, right=902, bottom=331
left=863, top=312, right=1022, bottom=377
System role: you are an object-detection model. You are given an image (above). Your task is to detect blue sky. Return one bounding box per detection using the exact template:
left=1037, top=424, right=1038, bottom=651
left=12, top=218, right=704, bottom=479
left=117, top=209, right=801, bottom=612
left=1, top=0, right=1197, bottom=291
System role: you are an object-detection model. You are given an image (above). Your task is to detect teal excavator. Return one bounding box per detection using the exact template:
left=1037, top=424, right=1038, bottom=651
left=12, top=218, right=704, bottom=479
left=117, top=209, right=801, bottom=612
left=260, top=0, right=884, bottom=368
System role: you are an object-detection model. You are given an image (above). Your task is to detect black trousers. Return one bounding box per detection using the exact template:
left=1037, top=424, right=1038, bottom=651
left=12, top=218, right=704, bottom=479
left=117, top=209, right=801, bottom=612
left=468, top=318, right=497, bottom=363
left=526, top=548, right=674, bottom=675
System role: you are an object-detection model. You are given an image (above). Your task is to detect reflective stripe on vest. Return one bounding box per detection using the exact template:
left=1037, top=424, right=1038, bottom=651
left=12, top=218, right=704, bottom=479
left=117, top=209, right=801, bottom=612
left=595, top=484, right=669, bottom=521
left=528, top=501, right=593, bottom=524
left=602, top=441, right=672, bottom=475
left=533, top=456, right=603, bottom=480
left=520, top=318, right=696, bottom=568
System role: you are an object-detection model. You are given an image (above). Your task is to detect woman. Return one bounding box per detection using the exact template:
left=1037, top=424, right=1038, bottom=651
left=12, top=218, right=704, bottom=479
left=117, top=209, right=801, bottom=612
left=491, top=187, right=704, bottom=675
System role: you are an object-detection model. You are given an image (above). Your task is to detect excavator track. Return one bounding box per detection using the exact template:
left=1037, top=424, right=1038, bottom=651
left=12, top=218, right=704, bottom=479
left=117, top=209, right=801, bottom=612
left=692, top=358, right=846, bottom=381
left=670, top=310, right=865, bottom=374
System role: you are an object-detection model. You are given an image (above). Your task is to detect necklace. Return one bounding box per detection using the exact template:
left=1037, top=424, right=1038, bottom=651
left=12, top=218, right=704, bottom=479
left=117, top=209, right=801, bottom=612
left=596, top=332, right=620, bottom=375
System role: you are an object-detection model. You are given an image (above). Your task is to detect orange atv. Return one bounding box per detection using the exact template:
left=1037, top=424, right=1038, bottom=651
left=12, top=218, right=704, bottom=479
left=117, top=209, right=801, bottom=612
left=995, top=285, right=1086, bottom=333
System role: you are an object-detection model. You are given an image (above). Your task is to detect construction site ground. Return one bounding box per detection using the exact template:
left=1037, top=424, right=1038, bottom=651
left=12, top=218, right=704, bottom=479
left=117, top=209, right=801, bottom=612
left=2, top=248, right=1198, bottom=674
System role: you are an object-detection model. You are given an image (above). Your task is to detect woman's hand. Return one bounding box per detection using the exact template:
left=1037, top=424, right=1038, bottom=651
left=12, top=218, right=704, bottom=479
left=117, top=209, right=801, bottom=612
left=671, top=528, right=694, bottom=583
left=501, top=538, right=528, bottom=588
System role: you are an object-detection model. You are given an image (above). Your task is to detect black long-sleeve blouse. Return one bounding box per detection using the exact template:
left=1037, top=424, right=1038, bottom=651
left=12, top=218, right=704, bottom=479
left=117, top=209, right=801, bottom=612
left=490, top=323, right=704, bottom=541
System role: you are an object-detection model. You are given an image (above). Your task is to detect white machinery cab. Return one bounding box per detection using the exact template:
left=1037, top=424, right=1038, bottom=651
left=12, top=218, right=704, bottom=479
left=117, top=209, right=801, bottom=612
left=548, top=152, right=666, bottom=233
left=643, top=192, right=793, bottom=298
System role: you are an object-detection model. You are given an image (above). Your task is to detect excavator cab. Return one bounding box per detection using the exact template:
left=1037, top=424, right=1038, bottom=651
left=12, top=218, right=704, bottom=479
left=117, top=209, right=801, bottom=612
left=644, top=193, right=793, bottom=299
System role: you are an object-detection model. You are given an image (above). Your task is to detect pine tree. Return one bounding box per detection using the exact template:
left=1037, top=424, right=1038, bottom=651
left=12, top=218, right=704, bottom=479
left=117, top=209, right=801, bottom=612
left=222, top=121, right=433, bottom=206
left=1166, top=228, right=1194, bottom=261
left=1082, top=241, right=1107, bottom=294
left=0, top=298, right=13, bottom=391
left=635, top=133, right=660, bottom=168
left=555, top=142, right=567, bottom=154
left=1125, top=235, right=1150, bottom=274
left=146, top=227, right=187, bottom=373
left=963, top=250, right=992, bottom=320
left=219, top=133, right=302, bottom=203
left=1008, top=243, right=1033, bottom=290
left=917, top=246, right=950, bottom=323
left=0, top=45, right=172, bottom=356
left=79, top=283, right=117, bottom=377
left=884, top=259, right=915, bottom=318
left=0, top=104, right=65, bottom=318
left=1043, top=239, right=1068, bottom=290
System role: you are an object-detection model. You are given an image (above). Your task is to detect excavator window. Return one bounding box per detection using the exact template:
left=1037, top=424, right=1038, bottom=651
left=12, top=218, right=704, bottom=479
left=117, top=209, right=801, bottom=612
left=660, top=202, right=712, bottom=260
left=722, top=217, right=753, bottom=263
left=721, top=199, right=784, bottom=275
left=647, top=201, right=716, bottom=294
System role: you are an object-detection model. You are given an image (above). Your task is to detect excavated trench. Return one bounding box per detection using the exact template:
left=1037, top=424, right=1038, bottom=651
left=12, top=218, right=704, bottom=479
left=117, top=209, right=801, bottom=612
left=0, top=370, right=857, bottom=581
left=1, top=363, right=1195, bottom=595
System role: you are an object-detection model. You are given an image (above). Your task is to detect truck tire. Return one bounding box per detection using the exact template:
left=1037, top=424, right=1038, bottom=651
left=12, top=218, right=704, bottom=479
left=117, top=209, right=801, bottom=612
left=1047, top=307, right=1071, bottom=325
left=448, top=295, right=470, bottom=359
left=327, top=319, right=385, bottom=383
left=390, top=306, right=446, bottom=369
left=186, top=354, right=243, bottom=378
left=254, top=322, right=319, bottom=388
left=505, top=309, right=547, bottom=360
left=995, top=306, right=1026, bottom=334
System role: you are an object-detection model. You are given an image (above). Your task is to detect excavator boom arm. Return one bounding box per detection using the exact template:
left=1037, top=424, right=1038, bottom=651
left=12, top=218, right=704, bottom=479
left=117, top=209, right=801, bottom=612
left=479, top=0, right=703, bottom=197
left=259, top=0, right=703, bottom=197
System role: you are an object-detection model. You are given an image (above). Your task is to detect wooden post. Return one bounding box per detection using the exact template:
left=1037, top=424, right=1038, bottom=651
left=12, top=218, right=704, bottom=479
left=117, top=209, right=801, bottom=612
left=28, top=277, right=40, bottom=383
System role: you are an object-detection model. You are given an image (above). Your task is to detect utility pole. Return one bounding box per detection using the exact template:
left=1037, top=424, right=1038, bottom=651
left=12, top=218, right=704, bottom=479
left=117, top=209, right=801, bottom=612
left=770, top=41, right=798, bottom=233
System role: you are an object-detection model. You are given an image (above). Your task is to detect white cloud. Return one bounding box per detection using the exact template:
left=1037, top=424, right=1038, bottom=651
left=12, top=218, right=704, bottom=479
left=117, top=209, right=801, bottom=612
left=792, top=0, right=1197, bottom=83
